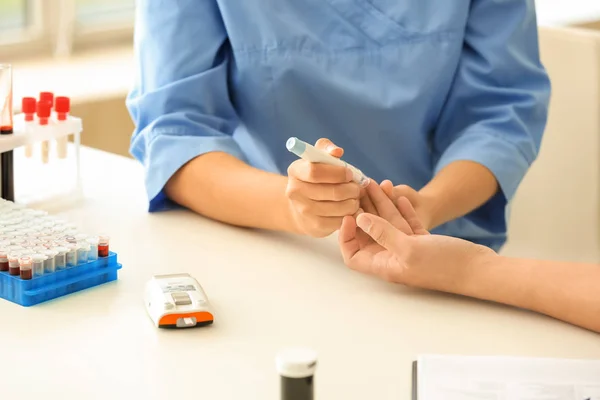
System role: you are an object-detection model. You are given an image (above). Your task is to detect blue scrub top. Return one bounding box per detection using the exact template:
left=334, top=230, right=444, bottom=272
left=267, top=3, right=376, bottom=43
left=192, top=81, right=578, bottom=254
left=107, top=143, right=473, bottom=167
left=126, top=0, right=551, bottom=251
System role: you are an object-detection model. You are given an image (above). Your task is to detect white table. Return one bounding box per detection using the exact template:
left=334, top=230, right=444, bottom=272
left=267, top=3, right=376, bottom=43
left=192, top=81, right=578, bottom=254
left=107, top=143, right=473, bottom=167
left=1, top=147, right=600, bottom=400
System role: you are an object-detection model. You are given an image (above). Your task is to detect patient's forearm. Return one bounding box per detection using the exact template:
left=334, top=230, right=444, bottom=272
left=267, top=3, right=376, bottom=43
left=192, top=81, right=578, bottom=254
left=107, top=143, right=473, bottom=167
left=459, top=253, right=600, bottom=333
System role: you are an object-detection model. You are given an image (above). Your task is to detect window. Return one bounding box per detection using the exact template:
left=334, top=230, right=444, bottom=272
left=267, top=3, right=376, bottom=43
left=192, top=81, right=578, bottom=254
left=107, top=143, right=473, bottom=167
left=0, top=0, right=27, bottom=31
left=75, top=0, right=135, bottom=26
left=0, top=0, right=134, bottom=58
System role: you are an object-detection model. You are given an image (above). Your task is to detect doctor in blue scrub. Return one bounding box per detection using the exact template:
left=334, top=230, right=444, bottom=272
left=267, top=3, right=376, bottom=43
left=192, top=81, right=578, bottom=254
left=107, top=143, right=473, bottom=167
left=127, top=0, right=550, bottom=251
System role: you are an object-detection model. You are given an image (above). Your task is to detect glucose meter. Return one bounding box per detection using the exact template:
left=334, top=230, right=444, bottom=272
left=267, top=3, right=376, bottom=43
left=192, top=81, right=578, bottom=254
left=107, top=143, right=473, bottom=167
left=144, top=273, right=214, bottom=329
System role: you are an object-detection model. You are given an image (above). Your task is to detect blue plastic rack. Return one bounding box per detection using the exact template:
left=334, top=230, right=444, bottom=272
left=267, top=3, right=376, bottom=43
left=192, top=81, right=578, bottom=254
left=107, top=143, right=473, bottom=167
left=0, top=252, right=122, bottom=306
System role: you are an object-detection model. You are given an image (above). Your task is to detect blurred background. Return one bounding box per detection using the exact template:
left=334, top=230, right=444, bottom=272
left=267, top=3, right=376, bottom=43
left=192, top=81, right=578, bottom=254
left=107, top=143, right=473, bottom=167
left=1, top=0, right=135, bottom=157
left=0, top=0, right=599, bottom=261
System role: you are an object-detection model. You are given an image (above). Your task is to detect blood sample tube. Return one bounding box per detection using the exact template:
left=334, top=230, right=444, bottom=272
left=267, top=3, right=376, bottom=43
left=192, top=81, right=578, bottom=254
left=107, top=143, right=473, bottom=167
left=0, top=249, right=8, bottom=271
left=86, top=237, right=98, bottom=261
left=54, top=96, right=69, bottom=120
left=39, top=92, right=54, bottom=108
left=54, top=246, right=67, bottom=270
left=32, top=254, right=45, bottom=277
left=98, top=235, right=109, bottom=257
left=19, top=256, right=32, bottom=280
left=8, top=253, right=20, bottom=276
left=22, top=97, right=36, bottom=121
left=22, top=96, right=36, bottom=158
left=276, top=348, right=318, bottom=400
left=42, top=249, right=56, bottom=274
left=65, top=244, right=77, bottom=267
left=36, top=100, right=51, bottom=164
left=54, top=96, right=70, bottom=158
left=36, top=100, right=51, bottom=125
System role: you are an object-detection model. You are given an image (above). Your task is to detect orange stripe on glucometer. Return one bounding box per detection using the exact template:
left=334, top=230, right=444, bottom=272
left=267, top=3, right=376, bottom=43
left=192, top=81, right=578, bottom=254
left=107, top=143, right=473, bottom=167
left=158, top=311, right=214, bottom=327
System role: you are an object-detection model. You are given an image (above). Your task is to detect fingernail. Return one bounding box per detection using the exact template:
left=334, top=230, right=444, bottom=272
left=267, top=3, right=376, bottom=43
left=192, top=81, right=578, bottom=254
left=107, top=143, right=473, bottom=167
left=346, top=168, right=353, bottom=181
left=360, top=177, right=370, bottom=188
left=356, top=215, right=372, bottom=231
left=326, top=144, right=338, bottom=153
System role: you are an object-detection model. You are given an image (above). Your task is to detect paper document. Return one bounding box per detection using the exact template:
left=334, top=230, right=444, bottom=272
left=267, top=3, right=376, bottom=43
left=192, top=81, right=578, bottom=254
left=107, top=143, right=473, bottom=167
left=414, top=355, right=600, bottom=400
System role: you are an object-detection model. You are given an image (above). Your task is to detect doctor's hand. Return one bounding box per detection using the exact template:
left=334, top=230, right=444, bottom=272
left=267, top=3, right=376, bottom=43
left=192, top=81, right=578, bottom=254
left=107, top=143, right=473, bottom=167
left=339, top=195, right=495, bottom=290
left=286, top=138, right=362, bottom=238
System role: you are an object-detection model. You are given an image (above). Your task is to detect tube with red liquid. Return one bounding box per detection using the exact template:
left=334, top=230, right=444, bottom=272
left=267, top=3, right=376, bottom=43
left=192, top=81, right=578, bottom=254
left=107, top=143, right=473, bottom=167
left=0, top=249, right=8, bottom=272
left=8, top=253, right=20, bottom=276
left=0, top=64, right=14, bottom=201
left=19, top=256, right=32, bottom=280
left=98, top=235, right=109, bottom=258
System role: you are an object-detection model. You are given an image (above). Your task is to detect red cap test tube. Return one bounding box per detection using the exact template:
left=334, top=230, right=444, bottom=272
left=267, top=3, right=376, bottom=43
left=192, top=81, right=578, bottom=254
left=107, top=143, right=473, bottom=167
left=54, top=96, right=70, bottom=121
left=36, top=101, right=51, bottom=125
left=39, top=92, right=54, bottom=108
left=21, top=97, right=36, bottom=121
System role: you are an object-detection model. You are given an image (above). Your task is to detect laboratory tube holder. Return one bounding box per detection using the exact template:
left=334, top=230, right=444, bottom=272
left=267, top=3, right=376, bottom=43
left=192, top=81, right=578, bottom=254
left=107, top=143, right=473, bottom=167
left=0, top=111, right=83, bottom=208
left=0, top=252, right=122, bottom=307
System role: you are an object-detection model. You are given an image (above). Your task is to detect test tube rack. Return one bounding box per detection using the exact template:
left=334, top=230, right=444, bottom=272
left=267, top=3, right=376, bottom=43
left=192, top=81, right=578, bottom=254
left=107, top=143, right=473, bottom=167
left=0, top=200, right=122, bottom=307
left=0, top=252, right=122, bottom=307
left=0, top=110, right=83, bottom=208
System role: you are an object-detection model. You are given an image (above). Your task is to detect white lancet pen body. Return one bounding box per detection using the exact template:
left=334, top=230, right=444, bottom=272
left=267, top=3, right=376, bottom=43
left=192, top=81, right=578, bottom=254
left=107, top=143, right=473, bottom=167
left=285, top=137, right=370, bottom=187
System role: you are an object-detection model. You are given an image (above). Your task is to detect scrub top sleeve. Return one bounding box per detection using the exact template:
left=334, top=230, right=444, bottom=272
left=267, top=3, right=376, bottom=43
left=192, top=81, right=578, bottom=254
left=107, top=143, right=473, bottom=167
left=126, top=0, right=245, bottom=212
left=432, top=0, right=551, bottom=205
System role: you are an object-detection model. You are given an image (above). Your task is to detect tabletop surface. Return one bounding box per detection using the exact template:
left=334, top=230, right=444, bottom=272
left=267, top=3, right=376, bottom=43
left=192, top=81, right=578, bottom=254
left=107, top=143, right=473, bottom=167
left=1, top=147, right=600, bottom=400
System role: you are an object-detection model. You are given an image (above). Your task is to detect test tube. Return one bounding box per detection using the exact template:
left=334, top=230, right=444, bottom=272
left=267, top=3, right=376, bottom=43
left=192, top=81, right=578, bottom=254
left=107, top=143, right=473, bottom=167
left=8, top=253, right=20, bottom=276
left=98, top=235, right=109, bottom=257
left=42, top=250, right=56, bottom=274
left=22, top=97, right=36, bottom=158
left=86, top=237, right=98, bottom=261
left=77, top=243, right=89, bottom=264
left=1, top=64, right=14, bottom=201
left=54, top=246, right=67, bottom=270
left=36, top=100, right=51, bottom=164
left=19, top=256, right=32, bottom=280
left=276, top=348, right=318, bottom=400
left=54, top=96, right=70, bottom=158
left=0, top=249, right=8, bottom=271
left=66, top=244, right=77, bottom=267
left=64, top=235, right=76, bottom=244
left=39, top=92, right=54, bottom=108
left=32, top=254, right=45, bottom=277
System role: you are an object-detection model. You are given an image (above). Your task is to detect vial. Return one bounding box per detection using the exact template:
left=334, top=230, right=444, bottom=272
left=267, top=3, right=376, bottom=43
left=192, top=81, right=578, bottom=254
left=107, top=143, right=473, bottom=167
left=64, top=235, right=76, bottom=244
left=54, top=246, right=67, bottom=270
left=86, top=237, right=98, bottom=261
left=19, top=256, right=32, bottom=280
left=65, top=244, right=77, bottom=267
left=77, top=243, right=89, bottom=264
left=98, top=235, right=109, bottom=257
left=32, top=254, right=46, bottom=277
left=276, top=348, right=318, bottom=400
left=42, top=249, right=57, bottom=274
left=0, top=249, right=8, bottom=271
left=8, top=253, right=21, bottom=276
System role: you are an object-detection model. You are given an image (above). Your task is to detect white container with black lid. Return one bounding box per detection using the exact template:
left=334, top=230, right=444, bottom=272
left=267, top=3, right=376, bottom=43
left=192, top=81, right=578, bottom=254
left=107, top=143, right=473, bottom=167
left=276, top=347, right=318, bottom=400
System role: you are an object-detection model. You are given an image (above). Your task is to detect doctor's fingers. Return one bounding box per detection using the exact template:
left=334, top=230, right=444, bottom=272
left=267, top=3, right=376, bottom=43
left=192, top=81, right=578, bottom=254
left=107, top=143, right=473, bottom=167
left=286, top=178, right=360, bottom=202
left=289, top=196, right=360, bottom=217
left=288, top=159, right=353, bottom=184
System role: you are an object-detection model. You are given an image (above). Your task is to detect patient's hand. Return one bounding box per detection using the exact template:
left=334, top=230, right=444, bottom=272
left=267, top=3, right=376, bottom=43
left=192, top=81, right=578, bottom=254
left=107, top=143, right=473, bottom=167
left=339, top=193, right=495, bottom=291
